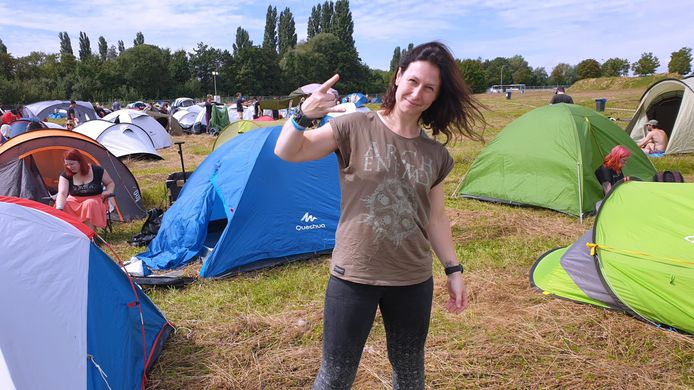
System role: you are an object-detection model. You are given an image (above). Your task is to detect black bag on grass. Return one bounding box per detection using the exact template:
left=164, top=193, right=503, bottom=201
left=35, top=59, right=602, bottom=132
left=128, top=208, right=164, bottom=246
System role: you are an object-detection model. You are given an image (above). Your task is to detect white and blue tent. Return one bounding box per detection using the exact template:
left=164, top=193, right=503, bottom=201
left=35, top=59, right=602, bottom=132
left=0, top=197, right=173, bottom=390
left=137, top=126, right=341, bottom=278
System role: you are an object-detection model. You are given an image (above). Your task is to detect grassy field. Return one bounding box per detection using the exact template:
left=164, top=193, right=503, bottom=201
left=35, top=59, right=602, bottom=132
left=104, top=86, right=694, bottom=389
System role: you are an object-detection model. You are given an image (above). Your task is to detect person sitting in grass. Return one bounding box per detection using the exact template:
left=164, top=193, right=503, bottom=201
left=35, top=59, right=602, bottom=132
left=638, top=119, right=668, bottom=154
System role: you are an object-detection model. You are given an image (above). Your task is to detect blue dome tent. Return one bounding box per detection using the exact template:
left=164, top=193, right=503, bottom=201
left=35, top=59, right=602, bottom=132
left=137, top=126, right=341, bottom=278
left=0, top=197, right=173, bottom=390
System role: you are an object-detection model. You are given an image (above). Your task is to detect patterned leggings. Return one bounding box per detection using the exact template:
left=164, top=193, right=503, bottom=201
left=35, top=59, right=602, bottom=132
left=313, top=275, right=434, bottom=390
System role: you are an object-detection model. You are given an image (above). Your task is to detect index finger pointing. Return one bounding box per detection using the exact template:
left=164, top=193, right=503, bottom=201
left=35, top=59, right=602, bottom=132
left=317, top=74, right=340, bottom=93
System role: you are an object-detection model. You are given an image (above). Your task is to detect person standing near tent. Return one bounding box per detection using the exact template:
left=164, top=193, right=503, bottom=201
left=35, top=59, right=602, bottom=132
left=550, top=87, right=573, bottom=104
left=204, top=94, right=213, bottom=134
left=112, top=99, right=121, bottom=112
left=637, top=119, right=668, bottom=154
left=595, top=145, right=632, bottom=195
left=275, top=41, right=485, bottom=389
left=55, top=148, right=115, bottom=230
left=67, top=100, right=78, bottom=124
left=235, top=92, right=246, bottom=120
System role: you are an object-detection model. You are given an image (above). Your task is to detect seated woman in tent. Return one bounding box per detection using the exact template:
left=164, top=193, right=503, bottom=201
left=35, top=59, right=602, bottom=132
left=55, top=148, right=116, bottom=230
left=595, top=145, right=632, bottom=195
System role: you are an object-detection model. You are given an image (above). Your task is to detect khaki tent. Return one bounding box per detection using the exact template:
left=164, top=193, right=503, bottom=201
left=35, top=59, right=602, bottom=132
left=626, top=76, right=694, bottom=154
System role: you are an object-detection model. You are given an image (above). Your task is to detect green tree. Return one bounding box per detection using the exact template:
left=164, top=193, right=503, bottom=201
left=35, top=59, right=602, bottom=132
left=389, top=47, right=401, bottom=72
left=307, top=5, right=321, bottom=38
left=98, top=36, right=108, bottom=61
left=233, top=46, right=283, bottom=95
left=233, top=27, right=253, bottom=54
left=78, top=32, right=92, bottom=62
left=549, top=63, right=576, bottom=85
left=668, top=47, right=692, bottom=76
left=0, top=38, right=7, bottom=54
left=278, top=8, right=297, bottom=57
left=575, top=58, right=601, bottom=80
left=320, top=1, right=334, bottom=33
left=631, top=52, right=659, bottom=76
left=58, top=32, right=74, bottom=57
left=190, top=42, right=225, bottom=93
left=107, top=45, right=118, bottom=59
left=117, top=40, right=125, bottom=54
left=333, top=0, right=354, bottom=48
left=482, top=57, right=510, bottom=87
left=133, top=32, right=145, bottom=46
left=530, top=67, right=548, bottom=86
left=263, top=5, right=278, bottom=53
left=117, top=44, right=169, bottom=98
left=508, top=55, right=532, bottom=84
left=601, top=58, right=630, bottom=77
left=169, top=49, right=191, bottom=84
left=458, top=58, right=486, bottom=93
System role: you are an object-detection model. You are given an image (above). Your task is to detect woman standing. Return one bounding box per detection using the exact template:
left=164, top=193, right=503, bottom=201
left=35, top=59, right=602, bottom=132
left=275, top=41, right=485, bottom=389
left=56, top=149, right=116, bottom=230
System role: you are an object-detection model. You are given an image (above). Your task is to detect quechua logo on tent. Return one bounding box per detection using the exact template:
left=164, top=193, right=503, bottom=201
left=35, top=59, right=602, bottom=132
left=685, top=235, right=694, bottom=244
left=296, top=212, right=326, bottom=231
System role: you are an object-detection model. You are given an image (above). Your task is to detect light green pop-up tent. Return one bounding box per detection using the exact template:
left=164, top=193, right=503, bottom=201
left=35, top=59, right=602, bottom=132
left=531, top=181, right=694, bottom=334
left=457, top=104, right=656, bottom=219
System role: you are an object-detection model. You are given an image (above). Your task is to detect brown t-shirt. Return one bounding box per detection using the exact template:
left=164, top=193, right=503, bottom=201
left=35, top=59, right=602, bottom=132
left=330, top=111, right=454, bottom=286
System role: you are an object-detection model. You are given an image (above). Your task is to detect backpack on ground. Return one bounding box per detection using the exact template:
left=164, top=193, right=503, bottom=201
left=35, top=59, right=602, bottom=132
left=653, top=171, right=685, bottom=183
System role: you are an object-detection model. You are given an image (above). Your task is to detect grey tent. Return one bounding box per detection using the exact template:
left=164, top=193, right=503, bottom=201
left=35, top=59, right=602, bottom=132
left=626, top=76, right=694, bottom=154
left=24, top=100, right=98, bottom=123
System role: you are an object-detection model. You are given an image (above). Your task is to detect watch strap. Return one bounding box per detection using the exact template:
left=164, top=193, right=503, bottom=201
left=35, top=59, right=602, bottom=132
left=444, top=264, right=463, bottom=275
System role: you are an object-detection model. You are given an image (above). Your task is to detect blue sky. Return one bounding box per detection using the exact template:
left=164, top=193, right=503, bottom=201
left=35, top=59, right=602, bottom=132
left=2, top=0, right=693, bottom=76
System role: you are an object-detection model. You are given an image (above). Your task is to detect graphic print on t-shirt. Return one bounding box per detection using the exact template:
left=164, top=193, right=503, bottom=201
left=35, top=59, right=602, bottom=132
left=359, top=142, right=434, bottom=247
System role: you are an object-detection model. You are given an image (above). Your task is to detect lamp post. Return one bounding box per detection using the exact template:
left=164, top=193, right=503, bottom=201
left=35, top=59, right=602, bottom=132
left=212, top=71, right=219, bottom=97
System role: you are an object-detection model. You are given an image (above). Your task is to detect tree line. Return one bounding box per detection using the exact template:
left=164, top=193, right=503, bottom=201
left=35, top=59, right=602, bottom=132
left=433, top=48, right=691, bottom=94
left=0, top=0, right=691, bottom=104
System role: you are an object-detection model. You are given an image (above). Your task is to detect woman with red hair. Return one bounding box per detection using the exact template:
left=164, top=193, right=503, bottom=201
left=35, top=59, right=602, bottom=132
left=595, top=145, right=632, bottom=195
left=55, top=149, right=115, bottom=229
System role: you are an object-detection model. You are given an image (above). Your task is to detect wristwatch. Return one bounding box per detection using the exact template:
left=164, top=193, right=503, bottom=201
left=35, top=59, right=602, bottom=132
left=292, top=104, right=315, bottom=129
left=444, top=264, right=463, bottom=275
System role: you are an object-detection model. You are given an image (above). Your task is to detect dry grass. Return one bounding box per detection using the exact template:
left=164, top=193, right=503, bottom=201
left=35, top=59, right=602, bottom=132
left=98, top=87, right=694, bottom=389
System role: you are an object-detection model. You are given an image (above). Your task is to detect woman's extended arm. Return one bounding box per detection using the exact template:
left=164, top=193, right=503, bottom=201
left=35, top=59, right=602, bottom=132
left=274, top=75, right=343, bottom=162
left=55, top=176, right=69, bottom=210
left=427, top=182, right=469, bottom=314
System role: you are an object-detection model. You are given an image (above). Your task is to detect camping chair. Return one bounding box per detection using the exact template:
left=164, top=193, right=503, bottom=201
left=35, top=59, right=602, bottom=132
left=165, top=171, right=193, bottom=205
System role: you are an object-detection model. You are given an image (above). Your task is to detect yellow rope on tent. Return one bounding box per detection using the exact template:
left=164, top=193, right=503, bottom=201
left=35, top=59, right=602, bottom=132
left=586, top=242, right=694, bottom=267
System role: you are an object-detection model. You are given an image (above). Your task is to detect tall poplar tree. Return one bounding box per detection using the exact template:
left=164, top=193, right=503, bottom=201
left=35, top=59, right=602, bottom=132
left=307, top=5, right=321, bottom=38
left=262, top=5, right=278, bottom=53
left=133, top=32, right=145, bottom=46
left=98, top=36, right=108, bottom=61
left=78, top=32, right=92, bottom=61
left=278, top=8, right=297, bottom=56
left=233, top=27, right=253, bottom=54
left=332, top=0, right=354, bottom=48
left=117, top=40, right=125, bottom=54
left=320, top=1, right=334, bottom=33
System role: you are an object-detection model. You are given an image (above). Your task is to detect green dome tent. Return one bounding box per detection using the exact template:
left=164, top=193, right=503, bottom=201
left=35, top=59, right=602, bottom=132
left=212, top=119, right=285, bottom=150
left=457, top=104, right=656, bottom=218
left=531, top=181, right=694, bottom=334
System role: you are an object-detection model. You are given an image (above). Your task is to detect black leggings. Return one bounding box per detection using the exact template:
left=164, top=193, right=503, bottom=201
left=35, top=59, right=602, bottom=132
left=313, top=275, right=434, bottom=390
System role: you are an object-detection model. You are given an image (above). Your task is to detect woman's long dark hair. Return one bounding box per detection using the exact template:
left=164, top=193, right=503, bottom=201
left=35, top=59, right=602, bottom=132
left=381, top=41, right=486, bottom=145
